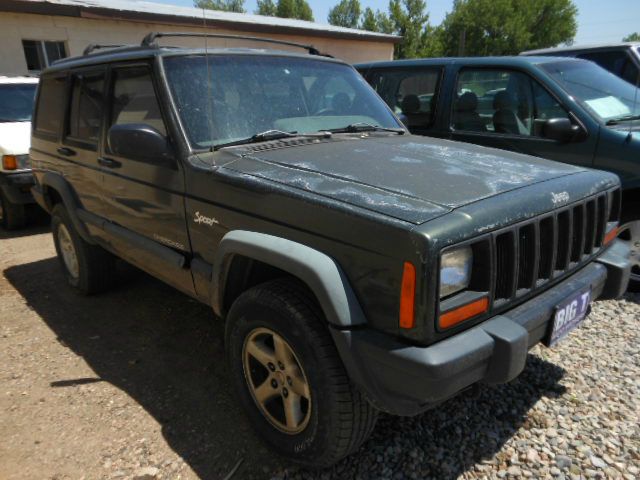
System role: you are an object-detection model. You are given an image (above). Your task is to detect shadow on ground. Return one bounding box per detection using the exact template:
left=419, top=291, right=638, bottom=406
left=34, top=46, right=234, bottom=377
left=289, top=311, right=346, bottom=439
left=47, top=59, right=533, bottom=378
left=5, top=256, right=569, bottom=479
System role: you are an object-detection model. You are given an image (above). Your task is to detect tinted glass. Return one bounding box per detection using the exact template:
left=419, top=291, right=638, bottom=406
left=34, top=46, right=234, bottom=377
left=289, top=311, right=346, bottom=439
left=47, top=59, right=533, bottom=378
left=542, top=60, right=640, bottom=122
left=454, top=69, right=570, bottom=137
left=109, top=67, right=167, bottom=139
left=164, top=55, right=400, bottom=149
left=0, top=84, right=37, bottom=122
left=67, top=72, right=105, bottom=143
left=368, top=68, right=441, bottom=131
left=34, top=75, right=67, bottom=135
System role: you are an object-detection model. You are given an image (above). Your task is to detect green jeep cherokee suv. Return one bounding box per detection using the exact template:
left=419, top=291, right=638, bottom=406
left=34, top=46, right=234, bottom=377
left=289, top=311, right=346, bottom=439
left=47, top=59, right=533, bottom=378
left=30, top=34, right=630, bottom=466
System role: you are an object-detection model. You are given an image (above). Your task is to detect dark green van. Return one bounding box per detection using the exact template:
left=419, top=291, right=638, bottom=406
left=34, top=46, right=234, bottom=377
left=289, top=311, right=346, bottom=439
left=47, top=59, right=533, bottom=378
left=356, top=57, right=640, bottom=290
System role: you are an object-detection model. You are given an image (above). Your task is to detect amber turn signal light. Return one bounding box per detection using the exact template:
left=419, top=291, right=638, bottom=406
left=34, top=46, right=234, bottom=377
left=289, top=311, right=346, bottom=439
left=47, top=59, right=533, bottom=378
left=603, top=226, right=619, bottom=246
left=2, top=155, right=17, bottom=170
left=399, top=261, right=416, bottom=329
left=439, top=296, right=489, bottom=330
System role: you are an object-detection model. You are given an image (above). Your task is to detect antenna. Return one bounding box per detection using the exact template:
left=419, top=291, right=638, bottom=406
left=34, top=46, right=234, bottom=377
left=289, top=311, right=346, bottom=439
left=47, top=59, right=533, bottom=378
left=202, top=10, right=215, bottom=158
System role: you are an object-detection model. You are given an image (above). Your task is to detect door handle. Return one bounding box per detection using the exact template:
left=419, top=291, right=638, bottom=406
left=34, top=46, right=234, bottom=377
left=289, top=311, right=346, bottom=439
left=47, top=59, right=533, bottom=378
left=57, top=147, right=76, bottom=157
left=97, top=157, right=122, bottom=169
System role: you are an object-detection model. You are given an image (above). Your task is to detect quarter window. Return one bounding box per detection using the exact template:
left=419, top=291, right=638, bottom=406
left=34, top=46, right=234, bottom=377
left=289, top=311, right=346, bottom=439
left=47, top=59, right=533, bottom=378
left=453, top=69, right=571, bottom=138
left=109, top=66, right=167, bottom=140
left=22, top=40, right=67, bottom=72
left=67, top=72, right=105, bottom=144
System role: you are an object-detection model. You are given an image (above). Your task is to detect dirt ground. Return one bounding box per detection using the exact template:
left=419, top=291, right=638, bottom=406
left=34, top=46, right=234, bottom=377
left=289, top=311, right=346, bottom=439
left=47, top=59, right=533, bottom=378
left=1, top=214, right=638, bottom=480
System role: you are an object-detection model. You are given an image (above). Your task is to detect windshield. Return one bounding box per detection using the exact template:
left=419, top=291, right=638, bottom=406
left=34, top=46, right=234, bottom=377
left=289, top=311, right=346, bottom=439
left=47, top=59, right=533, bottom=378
left=0, top=83, right=37, bottom=122
left=163, top=55, right=401, bottom=149
left=541, top=60, right=640, bottom=122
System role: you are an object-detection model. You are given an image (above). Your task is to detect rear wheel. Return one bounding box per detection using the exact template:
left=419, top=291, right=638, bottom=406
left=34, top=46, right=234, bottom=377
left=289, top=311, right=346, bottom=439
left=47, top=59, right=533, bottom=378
left=0, top=191, right=26, bottom=230
left=51, top=204, right=116, bottom=294
left=226, top=278, right=378, bottom=467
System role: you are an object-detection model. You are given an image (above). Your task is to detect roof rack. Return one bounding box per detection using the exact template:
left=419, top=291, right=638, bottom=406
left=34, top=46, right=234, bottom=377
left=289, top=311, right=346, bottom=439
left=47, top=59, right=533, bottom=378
left=83, top=44, right=127, bottom=56
left=141, top=32, right=331, bottom=57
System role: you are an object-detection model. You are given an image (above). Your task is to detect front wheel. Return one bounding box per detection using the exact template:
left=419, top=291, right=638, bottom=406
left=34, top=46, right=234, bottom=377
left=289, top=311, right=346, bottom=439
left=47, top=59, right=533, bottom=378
left=225, top=279, right=378, bottom=467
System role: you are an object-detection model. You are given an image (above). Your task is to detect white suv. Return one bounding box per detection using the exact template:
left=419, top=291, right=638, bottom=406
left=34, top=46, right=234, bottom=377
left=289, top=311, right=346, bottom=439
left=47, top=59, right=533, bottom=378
left=0, top=76, right=38, bottom=229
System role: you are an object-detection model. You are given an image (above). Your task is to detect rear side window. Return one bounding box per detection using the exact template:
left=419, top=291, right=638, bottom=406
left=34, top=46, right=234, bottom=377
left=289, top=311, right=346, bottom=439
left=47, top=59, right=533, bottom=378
left=34, top=75, right=67, bottom=136
left=109, top=66, right=167, bottom=139
left=66, top=71, right=105, bottom=145
left=368, top=68, right=442, bottom=129
left=577, top=50, right=639, bottom=85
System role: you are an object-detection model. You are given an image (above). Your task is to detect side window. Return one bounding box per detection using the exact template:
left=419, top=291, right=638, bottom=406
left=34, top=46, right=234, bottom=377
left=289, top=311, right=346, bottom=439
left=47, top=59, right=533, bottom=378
left=454, top=69, right=572, bottom=139
left=368, top=68, right=441, bottom=129
left=108, top=66, right=167, bottom=144
left=66, top=71, right=105, bottom=146
left=34, top=75, right=67, bottom=137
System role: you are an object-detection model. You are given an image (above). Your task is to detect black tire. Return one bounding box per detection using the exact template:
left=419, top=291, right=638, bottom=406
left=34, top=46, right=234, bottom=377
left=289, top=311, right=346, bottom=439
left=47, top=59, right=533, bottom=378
left=225, top=278, right=378, bottom=467
left=51, top=204, right=116, bottom=294
left=0, top=191, right=26, bottom=230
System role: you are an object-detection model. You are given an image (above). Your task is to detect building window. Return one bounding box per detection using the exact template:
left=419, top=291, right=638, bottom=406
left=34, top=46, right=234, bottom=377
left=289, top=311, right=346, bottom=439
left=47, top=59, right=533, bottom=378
left=22, top=40, right=67, bottom=72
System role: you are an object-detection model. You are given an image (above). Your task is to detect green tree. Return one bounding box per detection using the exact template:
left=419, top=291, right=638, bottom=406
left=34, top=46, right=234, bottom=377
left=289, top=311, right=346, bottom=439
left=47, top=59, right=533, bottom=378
left=438, top=0, right=577, bottom=56
left=623, top=32, right=640, bottom=42
left=256, top=0, right=277, bottom=15
left=328, top=0, right=361, bottom=28
left=193, top=0, right=245, bottom=13
left=360, top=7, right=378, bottom=31
left=388, top=0, right=431, bottom=58
left=275, top=0, right=314, bottom=20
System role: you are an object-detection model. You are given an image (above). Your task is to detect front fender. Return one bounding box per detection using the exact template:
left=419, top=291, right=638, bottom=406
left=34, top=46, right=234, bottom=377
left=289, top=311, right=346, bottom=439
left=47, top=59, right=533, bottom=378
left=211, top=230, right=367, bottom=329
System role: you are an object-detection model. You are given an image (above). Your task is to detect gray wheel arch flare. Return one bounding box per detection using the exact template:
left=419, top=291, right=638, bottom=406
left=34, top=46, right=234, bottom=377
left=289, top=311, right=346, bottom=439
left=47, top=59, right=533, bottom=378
left=210, top=230, right=368, bottom=329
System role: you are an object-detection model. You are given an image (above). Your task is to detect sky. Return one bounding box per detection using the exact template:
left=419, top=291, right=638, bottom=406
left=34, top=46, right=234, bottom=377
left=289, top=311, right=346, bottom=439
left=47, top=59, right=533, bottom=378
left=150, top=0, right=640, bottom=45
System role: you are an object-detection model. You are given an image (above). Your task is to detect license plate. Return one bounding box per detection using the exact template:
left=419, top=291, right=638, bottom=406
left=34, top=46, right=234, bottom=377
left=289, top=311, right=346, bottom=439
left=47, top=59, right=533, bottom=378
left=546, top=288, right=591, bottom=347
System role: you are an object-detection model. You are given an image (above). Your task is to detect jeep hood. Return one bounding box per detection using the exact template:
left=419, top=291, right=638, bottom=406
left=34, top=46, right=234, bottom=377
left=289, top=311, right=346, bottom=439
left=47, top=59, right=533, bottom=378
left=220, top=134, right=585, bottom=224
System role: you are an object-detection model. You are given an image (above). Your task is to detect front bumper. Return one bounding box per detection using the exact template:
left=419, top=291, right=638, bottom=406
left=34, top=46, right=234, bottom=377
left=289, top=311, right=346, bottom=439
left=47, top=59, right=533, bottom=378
left=0, top=171, right=35, bottom=205
left=331, top=240, right=631, bottom=416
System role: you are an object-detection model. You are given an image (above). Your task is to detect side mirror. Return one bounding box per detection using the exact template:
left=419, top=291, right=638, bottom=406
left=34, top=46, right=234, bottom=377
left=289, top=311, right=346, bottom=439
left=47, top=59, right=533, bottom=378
left=543, top=117, right=582, bottom=143
left=107, top=123, right=172, bottom=163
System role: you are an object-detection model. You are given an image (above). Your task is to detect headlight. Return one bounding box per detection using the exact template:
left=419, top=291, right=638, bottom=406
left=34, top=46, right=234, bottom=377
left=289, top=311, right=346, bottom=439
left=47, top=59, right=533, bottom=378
left=2, top=154, right=30, bottom=171
left=440, top=246, right=473, bottom=298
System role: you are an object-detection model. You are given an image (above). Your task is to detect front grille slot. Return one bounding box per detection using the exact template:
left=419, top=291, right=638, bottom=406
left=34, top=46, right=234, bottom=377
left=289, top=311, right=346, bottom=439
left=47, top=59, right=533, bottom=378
left=490, top=191, right=609, bottom=308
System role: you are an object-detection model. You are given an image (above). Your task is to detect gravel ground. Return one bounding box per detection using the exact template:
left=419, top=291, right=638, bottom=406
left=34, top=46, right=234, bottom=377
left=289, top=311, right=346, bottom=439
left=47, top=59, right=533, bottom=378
left=1, top=217, right=638, bottom=480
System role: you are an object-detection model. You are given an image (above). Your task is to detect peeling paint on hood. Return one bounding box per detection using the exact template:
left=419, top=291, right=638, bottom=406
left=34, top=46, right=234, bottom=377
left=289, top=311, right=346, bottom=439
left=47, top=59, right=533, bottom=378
left=220, top=134, right=586, bottom=224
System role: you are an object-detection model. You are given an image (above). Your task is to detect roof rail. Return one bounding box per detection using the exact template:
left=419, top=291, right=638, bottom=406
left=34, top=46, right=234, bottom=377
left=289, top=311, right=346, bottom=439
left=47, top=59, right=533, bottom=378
left=141, top=32, right=332, bottom=57
left=83, top=44, right=127, bottom=56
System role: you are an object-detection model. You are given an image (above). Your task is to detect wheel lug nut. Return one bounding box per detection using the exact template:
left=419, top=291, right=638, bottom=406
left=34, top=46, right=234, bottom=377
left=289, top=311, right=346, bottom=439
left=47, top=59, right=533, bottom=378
left=271, top=379, right=278, bottom=388
left=268, top=362, right=275, bottom=371
left=282, top=388, right=288, bottom=397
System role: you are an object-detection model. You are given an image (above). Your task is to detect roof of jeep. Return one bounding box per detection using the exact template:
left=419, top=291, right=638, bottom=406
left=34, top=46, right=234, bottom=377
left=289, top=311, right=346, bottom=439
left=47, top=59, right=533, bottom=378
left=355, top=56, right=588, bottom=70
left=44, top=45, right=347, bottom=74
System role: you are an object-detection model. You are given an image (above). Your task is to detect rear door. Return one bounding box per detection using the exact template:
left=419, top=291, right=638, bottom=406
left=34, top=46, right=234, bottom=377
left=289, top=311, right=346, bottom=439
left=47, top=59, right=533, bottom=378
left=100, top=62, right=192, bottom=292
left=61, top=67, right=108, bottom=217
left=449, top=66, right=597, bottom=168
left=364, top=66, right=446, bottom=137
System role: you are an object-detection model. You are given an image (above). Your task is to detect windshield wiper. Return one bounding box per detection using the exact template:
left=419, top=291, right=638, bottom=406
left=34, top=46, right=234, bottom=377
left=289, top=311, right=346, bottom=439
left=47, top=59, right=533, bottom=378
left=606, top=114, right=640, bottom=125
left=328, top=122, right=405, bottom=134
left=213, top=129, right=331, bottom=151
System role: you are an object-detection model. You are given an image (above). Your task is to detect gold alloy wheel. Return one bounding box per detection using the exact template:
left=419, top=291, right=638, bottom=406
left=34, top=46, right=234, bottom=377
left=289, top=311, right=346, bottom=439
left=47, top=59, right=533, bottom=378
left=57, top=223, right=79, bottom=279
left=242, top=327, right=312, bottom=434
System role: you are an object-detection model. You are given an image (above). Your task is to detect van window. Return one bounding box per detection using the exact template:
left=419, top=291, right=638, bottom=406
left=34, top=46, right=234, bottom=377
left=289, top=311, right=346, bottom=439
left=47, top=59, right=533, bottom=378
left=34, top=75, right=67, bottom=136
left=66, top=71, right=105, bottom=144
left=109, top=66, right=167, bottom=139
left=577, top=50, right=638, bottom=85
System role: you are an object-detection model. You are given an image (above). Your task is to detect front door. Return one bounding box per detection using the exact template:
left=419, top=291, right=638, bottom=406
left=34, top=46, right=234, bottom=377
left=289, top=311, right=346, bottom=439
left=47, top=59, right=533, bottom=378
left=449, top=67, right=597, bottom=169
left=100, top=63, right=192, bottom=293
